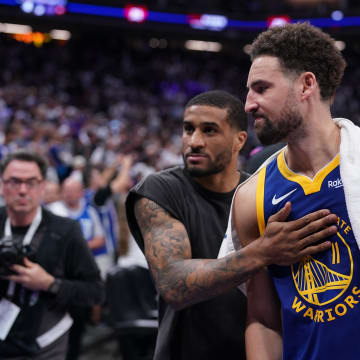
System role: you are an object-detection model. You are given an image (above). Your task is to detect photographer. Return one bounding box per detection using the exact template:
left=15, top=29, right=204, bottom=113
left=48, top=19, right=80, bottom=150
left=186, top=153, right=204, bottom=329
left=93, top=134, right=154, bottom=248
left=0, top=150, right=104, bottom=360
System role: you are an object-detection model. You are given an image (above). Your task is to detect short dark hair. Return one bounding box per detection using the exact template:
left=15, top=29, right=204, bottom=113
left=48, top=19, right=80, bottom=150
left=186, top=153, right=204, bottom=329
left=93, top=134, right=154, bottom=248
left=0, top=150, right=48, bottom=178
left=185, top=90, right=248, bottom=131
left=249, top=22, right=346, bottom=100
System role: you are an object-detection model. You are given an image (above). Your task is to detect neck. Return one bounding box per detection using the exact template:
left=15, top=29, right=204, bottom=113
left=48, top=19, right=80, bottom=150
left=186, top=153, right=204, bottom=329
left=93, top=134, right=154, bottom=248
left=194, top=163, right=240, bottom=193
left=8, top=207, right=39, bottom=227
left=65, top=198, right=82, bottom=211
left=67, top=203, right=80, bottom=211
left=286, top=113, right=341, bottom=178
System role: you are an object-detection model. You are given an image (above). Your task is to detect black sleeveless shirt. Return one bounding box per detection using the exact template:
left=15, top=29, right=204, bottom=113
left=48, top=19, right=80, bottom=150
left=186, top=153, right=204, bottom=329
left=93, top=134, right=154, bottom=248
left=126, top=166, right=247, bottom=360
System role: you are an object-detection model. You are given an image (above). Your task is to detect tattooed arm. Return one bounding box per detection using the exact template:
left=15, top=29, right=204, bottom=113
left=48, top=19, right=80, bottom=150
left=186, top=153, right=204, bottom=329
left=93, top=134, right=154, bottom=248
left=134, top=193, right=337, bottom=310
left=134, top=196, right=260, bottom=310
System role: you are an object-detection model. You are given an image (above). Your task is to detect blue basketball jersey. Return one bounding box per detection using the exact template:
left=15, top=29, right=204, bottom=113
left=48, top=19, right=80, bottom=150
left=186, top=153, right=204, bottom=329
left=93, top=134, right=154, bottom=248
left=257, top=150, right=360, bottom=360
left=73, top=202, right=107, bottom=257
left=84, top=189, right=119, bottom=256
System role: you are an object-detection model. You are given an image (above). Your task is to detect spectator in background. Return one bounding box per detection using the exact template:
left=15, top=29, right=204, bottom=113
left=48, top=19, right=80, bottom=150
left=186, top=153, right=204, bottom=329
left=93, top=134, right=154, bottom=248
left=89, top=154, right=149, bottom=268
left=61, top=177, right=108, bottom=277
left=60, top=177, right=107, bottom=360
left=88, top=154, right=133, bottom=263
left=43, top=180, right=68, bottom=217
left=1, top=33, right=359, bottom=184
left=0, top=150, right=104, bottom=360
left=68, top=155, right=87, bottom=184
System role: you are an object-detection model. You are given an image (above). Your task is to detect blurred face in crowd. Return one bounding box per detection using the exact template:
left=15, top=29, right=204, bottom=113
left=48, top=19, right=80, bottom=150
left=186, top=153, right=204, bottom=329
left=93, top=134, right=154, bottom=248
left=0, top=160, right=45, bottom=219
left=43, top=181, right=61, bottom=205
left=62, top=178, right=84, bottom=209
left=182, top=105, right=240, bottom=177
left=245, top=56, right=304, bottom=145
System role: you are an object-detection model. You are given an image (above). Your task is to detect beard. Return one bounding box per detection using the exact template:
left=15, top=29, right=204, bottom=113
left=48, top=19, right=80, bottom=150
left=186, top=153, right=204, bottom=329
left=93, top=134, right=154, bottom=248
left=255, top=92, right=305, bottom=146
left=183, top=149, right=233, bottom=178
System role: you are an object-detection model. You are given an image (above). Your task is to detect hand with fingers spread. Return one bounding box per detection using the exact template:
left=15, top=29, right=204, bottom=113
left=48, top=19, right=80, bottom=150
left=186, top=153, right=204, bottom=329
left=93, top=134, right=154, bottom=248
left=257, top=202, right=338, bottom=267
left=5, top=257, right=55, bottom=292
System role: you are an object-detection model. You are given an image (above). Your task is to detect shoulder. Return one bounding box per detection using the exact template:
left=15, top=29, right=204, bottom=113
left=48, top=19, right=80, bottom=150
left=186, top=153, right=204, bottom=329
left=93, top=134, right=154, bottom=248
left=125, top=167, right=187, bottom=252
left=135, top=166, right=185, bottom=190
left=233, top=172, right=260, bottom=246
left=234, top=172, right=259, bottom=217
left=42, top=209, right=89, bottom=253
left=46, top=201, right=68, bottom=217
left=235, top=171, right=259, bottom=201
left=126, top=166, right=187, bottom=208
left=42, top=207, right=80, bottom=234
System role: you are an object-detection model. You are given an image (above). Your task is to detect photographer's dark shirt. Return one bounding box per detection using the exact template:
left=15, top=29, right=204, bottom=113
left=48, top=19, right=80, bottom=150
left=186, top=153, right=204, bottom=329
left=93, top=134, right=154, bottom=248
left=11, top=225, right=30, bottom=247
left=0, top=207, right=104, bottom=357
left=6, top=225, right=37, bottom=310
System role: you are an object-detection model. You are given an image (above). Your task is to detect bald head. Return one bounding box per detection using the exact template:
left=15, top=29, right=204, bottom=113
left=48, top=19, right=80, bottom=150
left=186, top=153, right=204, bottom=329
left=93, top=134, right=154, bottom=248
left=62, top=177, right=84, bottom=209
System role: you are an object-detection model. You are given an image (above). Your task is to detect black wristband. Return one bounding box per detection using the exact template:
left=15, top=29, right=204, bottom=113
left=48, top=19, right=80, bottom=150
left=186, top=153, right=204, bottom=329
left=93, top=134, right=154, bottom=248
left=48, top=278, right=62, bottom=295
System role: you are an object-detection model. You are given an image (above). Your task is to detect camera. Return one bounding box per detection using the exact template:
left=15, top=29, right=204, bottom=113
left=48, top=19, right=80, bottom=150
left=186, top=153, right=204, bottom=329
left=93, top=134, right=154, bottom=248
left=0, top=236, right=33, bottom=276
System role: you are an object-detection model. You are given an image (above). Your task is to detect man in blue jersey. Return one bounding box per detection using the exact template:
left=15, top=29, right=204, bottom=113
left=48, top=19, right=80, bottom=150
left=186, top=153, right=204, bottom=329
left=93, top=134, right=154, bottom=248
left=61, top=177, right=108, bottom=277
left=230, top=23, right=360, bottom=359
left=60, top=177, right=107, bottom=360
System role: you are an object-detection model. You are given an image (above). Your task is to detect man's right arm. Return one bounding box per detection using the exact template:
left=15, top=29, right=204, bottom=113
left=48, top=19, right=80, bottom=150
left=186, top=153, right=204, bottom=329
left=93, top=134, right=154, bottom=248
left=134, top=197, right=262, bottom=310
left=133, top=195, right=337, bottom=311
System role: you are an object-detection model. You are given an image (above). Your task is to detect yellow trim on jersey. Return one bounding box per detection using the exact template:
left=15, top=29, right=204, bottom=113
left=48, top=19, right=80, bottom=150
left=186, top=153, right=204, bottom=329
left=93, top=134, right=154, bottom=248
left=277, top=151, right=340, bottom=195
left=256, top=167, right=266, bottom=235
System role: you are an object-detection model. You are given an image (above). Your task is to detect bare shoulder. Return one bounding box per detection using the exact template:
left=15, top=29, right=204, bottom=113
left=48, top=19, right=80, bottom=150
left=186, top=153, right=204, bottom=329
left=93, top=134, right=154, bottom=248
left=133, top=196, right=189, bottom=254
left=133, top=196, right=191, bottom=274
left=233, top=173, right=259, bottom=247
left=134, top=196, right=168, bottom=233
left=235, top=172, right=258, bottom=202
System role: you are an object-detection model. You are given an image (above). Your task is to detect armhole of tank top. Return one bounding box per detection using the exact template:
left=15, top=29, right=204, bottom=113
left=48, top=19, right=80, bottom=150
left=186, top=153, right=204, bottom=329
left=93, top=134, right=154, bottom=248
left=256, top=167, right=266, bottom=236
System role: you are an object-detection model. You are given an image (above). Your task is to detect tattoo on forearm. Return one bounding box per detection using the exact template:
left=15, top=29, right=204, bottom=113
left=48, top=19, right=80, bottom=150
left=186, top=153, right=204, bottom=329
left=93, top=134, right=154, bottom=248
left=134, top=197, right=258, bottom=307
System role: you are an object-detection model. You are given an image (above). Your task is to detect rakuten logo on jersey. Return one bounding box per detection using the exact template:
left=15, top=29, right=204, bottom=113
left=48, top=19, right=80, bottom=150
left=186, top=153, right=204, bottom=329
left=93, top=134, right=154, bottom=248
left=328, top=178, right=343, bottom=189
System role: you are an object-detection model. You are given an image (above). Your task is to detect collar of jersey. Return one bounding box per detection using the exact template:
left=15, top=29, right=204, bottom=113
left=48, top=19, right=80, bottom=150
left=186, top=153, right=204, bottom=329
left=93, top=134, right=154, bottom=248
left=277, top=150, right=340, bottom=195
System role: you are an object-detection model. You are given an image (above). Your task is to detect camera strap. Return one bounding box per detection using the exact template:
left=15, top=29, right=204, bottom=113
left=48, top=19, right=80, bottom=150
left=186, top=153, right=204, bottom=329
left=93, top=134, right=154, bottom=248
left=5, top=207, right=42, bottom=299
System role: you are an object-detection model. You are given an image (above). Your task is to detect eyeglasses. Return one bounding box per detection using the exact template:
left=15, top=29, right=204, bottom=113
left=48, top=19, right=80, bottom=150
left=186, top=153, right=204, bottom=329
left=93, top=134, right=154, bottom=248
left=2, top=177, right=43, bottom=190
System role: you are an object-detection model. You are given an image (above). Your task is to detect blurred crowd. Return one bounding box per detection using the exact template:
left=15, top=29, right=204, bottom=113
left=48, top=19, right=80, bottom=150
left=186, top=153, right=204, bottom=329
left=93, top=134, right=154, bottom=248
left=0, top=34, right=255, bottom=183
left=1, top=34, right=359, bottom=187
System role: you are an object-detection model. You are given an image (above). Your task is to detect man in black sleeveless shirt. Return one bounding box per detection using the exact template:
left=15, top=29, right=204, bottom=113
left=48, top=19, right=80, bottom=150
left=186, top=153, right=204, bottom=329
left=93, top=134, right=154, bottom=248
left=126, top=90, right=337, bottom=360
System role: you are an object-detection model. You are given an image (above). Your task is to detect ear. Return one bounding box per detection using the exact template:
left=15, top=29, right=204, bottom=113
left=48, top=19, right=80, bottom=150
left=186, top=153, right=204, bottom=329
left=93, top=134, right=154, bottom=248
left=233, top=130, right=247, bottom=153
left=300, top=72, right=317, bottom=101
left=0, top=181, right=3, bottom=197
left=39, top=180, right=46, bottom=197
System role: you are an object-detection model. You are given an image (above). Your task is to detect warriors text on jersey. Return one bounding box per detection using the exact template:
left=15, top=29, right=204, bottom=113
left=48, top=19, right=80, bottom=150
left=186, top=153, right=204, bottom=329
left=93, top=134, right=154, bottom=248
left=257, top=150, right=360, bottom=360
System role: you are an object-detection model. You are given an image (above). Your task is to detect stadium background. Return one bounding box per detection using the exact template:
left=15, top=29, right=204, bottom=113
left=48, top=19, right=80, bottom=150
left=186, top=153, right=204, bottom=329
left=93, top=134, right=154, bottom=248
left=0, top=0, right=359, bottom=177
left=0, top=0, right=359, bottom=359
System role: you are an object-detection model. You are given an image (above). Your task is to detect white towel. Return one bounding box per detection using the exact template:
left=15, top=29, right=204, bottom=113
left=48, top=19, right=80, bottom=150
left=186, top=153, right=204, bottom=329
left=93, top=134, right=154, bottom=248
left=334, top=118, right=360, bottom=248
left=218, top=117, right=360, bottom=259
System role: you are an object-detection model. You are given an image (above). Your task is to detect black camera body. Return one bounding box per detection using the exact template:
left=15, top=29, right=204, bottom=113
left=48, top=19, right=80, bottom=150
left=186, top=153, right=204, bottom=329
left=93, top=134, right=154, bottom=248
left=0, top=236, right=33, bottom=276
